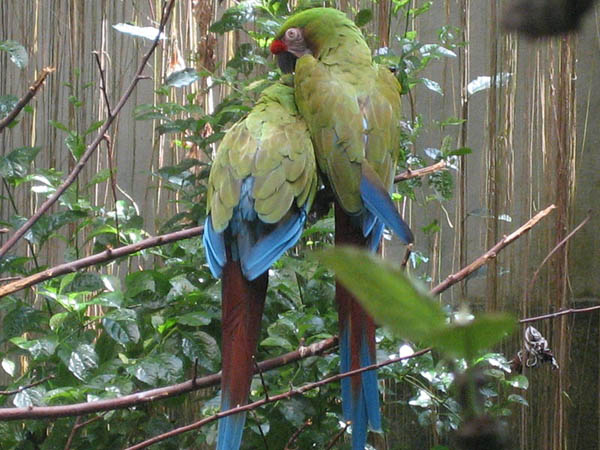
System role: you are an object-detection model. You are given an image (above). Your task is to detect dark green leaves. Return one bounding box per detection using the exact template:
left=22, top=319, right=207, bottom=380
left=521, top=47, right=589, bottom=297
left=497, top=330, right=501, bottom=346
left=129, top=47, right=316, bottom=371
left=319, top=247, right=515, bottom=359
left=210, top=3, right=255, bottom=34
left=0, top=146, right=41, bottom=182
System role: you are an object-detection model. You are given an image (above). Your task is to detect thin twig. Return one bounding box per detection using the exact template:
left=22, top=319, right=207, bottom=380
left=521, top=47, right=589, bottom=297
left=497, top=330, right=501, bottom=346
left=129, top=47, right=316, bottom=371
left=525, top=211, right=591, bottom=303
left=431, top=205, right=556, bottom=295
left=64, top=414, right=104, bottom=450
left=0, top=375, right=55, bottom=396
left=0, top=0, right=175, bottom=260
left=284, top=418, right=312, bottom=450
left=0, top=337, right=338, bottom=420
left=520, top=305, right=600, bottom=324
left=103, top=135, right=120, bottom=243
left=92, top=51, right=112, bottom=116
left=394, top=160, right=447, bottom=183
left=325, top=422, right=349, bottom=450
left=0, top=67, right=55, bottom=133
left=254, top=356, right=270, bottom=401
left=124, top=348, right=432, bottom=450
left=251, top=410, right=270, bottom=450
left=0, top=225, right=205, bottom=298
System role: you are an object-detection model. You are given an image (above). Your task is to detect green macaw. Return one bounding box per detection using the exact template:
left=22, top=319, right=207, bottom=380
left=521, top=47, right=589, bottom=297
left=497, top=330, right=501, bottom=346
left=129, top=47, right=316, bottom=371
left=203, top=81, right=317, bottom=450
left=270, top=8, right=413, bottom=448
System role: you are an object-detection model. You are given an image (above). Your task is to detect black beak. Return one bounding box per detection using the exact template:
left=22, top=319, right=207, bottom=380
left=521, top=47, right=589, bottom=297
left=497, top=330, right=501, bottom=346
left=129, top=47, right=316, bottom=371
left=277, top=52, right=297, bottom=74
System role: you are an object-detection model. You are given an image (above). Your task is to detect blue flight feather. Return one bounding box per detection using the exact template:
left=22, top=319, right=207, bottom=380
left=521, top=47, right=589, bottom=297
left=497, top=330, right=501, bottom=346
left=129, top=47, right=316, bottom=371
left=360, top=332, right=382, bottom=431
left=217, top=393, right=246, bottom=450
left=360, top=170, right=413, bottom=245
left=203, top=217, right=226, bottom=279
left=242, top=210, right=306, bottom=280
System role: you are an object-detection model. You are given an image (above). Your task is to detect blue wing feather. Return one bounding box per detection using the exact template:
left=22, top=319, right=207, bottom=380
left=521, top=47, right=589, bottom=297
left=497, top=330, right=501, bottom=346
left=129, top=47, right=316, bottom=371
left=203, top=217, right=227, bottom=279
left=360, top=170, right=413, bottom=245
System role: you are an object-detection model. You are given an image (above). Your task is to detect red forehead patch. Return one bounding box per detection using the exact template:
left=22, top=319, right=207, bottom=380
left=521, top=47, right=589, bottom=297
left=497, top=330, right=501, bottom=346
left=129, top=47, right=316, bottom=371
left=269, top=39, right=287, bottom=54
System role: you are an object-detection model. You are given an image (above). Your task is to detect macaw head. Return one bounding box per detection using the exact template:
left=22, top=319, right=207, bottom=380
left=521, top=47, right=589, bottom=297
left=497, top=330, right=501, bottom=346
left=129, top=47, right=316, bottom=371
left=270, top=7, right=352, bottom=73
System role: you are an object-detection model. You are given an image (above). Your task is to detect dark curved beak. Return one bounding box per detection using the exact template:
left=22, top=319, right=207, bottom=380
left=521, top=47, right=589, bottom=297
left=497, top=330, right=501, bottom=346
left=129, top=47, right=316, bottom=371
left=277, top=52, right=297, bottom=74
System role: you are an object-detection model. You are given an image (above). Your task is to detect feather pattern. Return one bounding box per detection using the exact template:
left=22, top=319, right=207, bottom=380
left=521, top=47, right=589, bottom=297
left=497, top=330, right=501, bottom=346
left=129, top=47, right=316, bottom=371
left=203, top=81, right=317, bottom=449
left=275, top=8, right=414, bottom=448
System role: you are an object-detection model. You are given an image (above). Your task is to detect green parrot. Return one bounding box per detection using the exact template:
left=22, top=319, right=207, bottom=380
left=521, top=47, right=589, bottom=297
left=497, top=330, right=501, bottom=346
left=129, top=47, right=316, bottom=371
left=203, top=80, right=317, bottom=450
left=270, top=8, right=413, bottom=448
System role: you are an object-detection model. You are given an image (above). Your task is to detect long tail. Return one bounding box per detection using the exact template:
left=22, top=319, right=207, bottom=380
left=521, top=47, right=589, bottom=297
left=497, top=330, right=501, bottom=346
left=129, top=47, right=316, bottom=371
left=335, top=203, right=382, bottom=449
left=217, top=260, right=268, bottom=450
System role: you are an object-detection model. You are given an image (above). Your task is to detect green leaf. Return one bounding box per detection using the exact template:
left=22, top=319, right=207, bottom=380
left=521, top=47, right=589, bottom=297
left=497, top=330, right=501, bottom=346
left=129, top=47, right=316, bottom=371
left=68, top=344, right=99, bottom=381
left=422, top=77, right=443, bottom=95
left=209, top=4, right=254, bottom=34
left=2, top=358, right=16, bottom=376
left=62, top=272, right=104, bottom=293
left=318, top=247, right=446, bottom=342
left=0, top=146, right=41, bottom=181
left=507, top=393, right=528, bottom=406
left=175, top=311, right=212, bottom=326
left=25, top=210, right=87, bottom=246
left=355, top=9, right=373, bottom=27
left=11, top=337, right=57, bottom=359
left=129, top=353, right=183, bottom=385
left=165, top=68, right=200, bottom=88
left=48, top=119, right=70, bottom=132
left=0, top=40, right=28, bottom=68
left=182, top=331, right=220, bottom=372
left=85, top=120, right=105, bottom=135
left=13, top=387, right=45, bottom=408
left=428, top=314, right=515, bottom=359
left=506, top=374, right=529, bottom=389
left=261, top=336, right=294, bottom=351
left=102, top=309, right=140, bottom=345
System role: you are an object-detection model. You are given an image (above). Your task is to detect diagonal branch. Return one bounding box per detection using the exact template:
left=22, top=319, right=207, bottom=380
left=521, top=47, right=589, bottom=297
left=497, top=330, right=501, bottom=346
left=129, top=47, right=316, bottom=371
left=0, top=67, right=55, bottom=133
left=431, top=204, right=556, bottom=295
left=125, top=347, right=433, bottom=450
left=394, top=160, right=447, bottom=183
left=0, top=337, right=337, bottom=421
left=0, top=225, right=204, bottom=299
left=0, top=0, right=176, bottom=260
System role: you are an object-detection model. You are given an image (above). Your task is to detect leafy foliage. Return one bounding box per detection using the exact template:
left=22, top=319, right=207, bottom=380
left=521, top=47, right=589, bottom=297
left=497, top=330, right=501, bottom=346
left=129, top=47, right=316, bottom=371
left=0, top=3, right=525, bottom=449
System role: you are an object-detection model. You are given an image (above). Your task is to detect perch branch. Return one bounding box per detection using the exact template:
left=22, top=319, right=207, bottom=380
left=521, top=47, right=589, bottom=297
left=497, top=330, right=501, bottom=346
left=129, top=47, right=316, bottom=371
left=0, top=0, right=176, bottom=260
left=0, top=66, right=55, bottom=133
left=394, top=160, right=447, bottom=183
left=520, top=305, right=600, bottom=323
left=0, top=337, right=337, bottom=420
left=0, top=375, right=55, bottom=396
left=0, top=160, right=449, bottom=298
left=0, top=225, right=205, bottom=299
left=64, top=414, right=104, bottom=450
left=125, top=347, right=432, bottom=450
left=430, top=204, right=556, bottom=295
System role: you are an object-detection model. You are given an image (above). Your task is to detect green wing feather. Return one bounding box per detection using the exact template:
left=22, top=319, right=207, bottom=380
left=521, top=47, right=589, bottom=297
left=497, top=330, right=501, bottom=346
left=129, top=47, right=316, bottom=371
left=207, top=83, right=317, bottom=232
left=291, top=11, right=402, bottom=215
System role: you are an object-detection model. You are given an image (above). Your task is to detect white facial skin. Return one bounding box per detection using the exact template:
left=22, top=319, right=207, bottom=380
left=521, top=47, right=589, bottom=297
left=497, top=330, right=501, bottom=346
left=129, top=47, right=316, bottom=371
left=282, top=27, right=312, bottom=58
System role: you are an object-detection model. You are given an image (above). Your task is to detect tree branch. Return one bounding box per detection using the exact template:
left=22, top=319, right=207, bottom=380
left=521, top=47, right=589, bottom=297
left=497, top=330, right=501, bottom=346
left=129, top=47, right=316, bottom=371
left=125, top=347, right=433, bottom=450
left=0, top=337, right=337, bottom=420
left=430, top=204, right=556, bottom=295
left=394, top=160, right=447, bottom=183
left=0, top=375, right=55, bottom=396
left=0, top=0, right=176, bottom=260
left=0, top=225, right=204, bottom=299
left=0, top=67, right=55, bottom=133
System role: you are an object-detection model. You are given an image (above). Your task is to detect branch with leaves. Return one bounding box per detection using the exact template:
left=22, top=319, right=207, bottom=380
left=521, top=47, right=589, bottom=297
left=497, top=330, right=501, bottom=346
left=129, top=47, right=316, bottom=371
left=0, top=0, right=176, bottom=260
left=0, top=160, right=448, bottom=299
left=125, top=348, right=433, bottom=450
left=0, top=66, right=55, bottom=133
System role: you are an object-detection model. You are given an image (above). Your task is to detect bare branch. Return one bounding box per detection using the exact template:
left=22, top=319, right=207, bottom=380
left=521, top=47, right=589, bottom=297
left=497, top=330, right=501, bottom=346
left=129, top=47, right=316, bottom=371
left=394, top=160, right=447, bottom=183
left=92, top=52, right=112, bottom=116
left=0, top=225, right=205, bottom=298
left=431, top=205, right=556, bottom=295
left=0, top=67, right=55, bottom=133
left=64, top=414, right=104, bottom=450
left=125, top=347, right=432, bottom=450
left=0, top=337, right=337, bottom=420
left=284, top=419, right=312, bottom=450
left=0, top=0, right=176, bottom=260
left=520, top=304, right=600, bottom=323
left=0, top=375, right=55, bottom=396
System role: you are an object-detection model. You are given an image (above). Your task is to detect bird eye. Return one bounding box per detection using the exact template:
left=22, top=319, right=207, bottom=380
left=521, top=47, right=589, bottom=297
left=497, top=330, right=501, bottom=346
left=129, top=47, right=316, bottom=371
left=285, top=28, right=299, bottom=40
